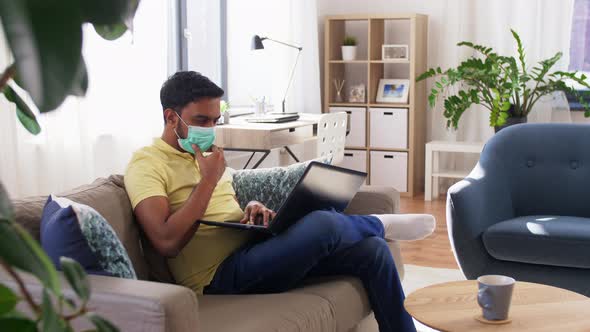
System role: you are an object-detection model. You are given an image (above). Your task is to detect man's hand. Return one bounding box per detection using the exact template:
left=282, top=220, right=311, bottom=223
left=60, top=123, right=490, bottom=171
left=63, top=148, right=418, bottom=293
left=240, top=201, right=276, bottom=227
left=193, top=144, right=226, bottom=185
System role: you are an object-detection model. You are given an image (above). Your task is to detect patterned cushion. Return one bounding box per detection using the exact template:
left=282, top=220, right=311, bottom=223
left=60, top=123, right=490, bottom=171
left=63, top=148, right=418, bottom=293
left=40, top=195, right=137, bottom=279
left=232, top=158, right=331, bottom=212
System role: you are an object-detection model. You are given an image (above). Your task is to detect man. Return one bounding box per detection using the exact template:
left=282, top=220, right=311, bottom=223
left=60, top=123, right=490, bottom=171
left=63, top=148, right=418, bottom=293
left=125, top=71, right=434, bottom=332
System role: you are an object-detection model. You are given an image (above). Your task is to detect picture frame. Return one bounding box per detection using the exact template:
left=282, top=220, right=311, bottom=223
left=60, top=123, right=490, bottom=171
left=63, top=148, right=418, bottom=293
left=382, top=44, right=409, bottom=61
left=376, top=79, right=410, bottom=103
left=348, top=83, right=366, bottom=103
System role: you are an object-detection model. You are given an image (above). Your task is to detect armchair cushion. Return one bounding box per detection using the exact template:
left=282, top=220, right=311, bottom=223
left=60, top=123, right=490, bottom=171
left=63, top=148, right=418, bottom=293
left=483, top=215, right=590, bottom=269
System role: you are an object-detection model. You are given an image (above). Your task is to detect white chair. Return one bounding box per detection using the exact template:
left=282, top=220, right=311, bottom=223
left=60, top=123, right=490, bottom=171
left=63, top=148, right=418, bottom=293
left=316, top=112, right=347, bottom=165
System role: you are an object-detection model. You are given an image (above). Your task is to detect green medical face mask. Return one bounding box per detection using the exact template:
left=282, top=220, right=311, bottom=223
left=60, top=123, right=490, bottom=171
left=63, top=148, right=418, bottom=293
left=174, top=113, right=216, bottom=154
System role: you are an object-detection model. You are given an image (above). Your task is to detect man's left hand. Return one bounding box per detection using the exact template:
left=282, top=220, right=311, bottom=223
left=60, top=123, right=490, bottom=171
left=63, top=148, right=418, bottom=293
left=240, top=201, right=276, bottom=227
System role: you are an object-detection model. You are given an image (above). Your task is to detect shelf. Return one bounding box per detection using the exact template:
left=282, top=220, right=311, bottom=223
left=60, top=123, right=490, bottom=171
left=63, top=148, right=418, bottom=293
left=371, top=60, right=410, bottom=64
left=368, top=103, right=410, bottom=108
left=431, top=171, right=469, bottom=179
left=329, top=60, right=369, bottom=64
left=329, top=103, right=367, bottom=107
left=325, top=14, right=428, bottom=197
left=344, top=146, right=368, bottom=151
left=368, top=147, right=409, bottom=152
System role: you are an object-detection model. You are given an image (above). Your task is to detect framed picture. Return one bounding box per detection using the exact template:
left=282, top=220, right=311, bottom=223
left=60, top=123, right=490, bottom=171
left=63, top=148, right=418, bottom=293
left=376, top=79, right=410, bottom=103
left=348, top=83, right=366, bottom=103
left=382, top=44, right=409, bottom=61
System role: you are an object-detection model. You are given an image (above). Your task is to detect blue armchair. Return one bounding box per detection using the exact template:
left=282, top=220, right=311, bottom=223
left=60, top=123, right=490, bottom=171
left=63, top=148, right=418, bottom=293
left=447, top=123, right=590, bottom=296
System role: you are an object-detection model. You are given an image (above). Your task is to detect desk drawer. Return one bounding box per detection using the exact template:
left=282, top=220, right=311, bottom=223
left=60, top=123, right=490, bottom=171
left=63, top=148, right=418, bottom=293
left=216, top=126, right=313, bottom=150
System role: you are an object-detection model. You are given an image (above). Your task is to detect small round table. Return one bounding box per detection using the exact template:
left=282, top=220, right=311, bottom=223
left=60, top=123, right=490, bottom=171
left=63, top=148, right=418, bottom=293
left=404, top=280, right=590, bottom=332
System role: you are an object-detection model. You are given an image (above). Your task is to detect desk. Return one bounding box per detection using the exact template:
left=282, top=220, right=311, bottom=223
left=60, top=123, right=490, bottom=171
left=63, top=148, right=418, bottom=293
left=215, top=114, right=322, bottom=169
left=425, top=141, right=485, bottom=201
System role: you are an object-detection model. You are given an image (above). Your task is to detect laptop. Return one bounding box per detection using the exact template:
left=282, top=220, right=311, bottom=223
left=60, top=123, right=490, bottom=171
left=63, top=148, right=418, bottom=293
left=244, top=114, right=300, bottom=123
left=199, top=162, right=367, bottom=235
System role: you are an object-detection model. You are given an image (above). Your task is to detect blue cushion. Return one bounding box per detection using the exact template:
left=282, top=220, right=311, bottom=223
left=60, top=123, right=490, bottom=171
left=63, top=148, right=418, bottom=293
left=41, top=195, right=137, bottom=279
left=483, top=215, right=590, bottom=269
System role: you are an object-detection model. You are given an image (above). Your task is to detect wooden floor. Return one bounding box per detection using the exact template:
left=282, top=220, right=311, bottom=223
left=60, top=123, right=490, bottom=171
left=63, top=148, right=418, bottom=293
left=398, top=195, right=459, bottom=269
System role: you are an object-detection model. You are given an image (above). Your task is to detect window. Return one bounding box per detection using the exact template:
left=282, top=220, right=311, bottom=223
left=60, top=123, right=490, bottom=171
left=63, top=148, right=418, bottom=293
left=570, top=0, right=590, bottom=72
left=568, top=0, right=590, bottom=110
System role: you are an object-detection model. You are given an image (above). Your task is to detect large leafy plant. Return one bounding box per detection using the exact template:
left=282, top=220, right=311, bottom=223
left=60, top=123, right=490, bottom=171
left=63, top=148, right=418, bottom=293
left=0, top=1, right=139, bottom=331
left=417, top=29, right=590, bottom=128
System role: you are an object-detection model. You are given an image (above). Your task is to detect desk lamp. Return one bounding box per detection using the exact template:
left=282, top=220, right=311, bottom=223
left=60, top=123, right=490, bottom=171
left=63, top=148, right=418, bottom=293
left=252, top=35, right=302, bottom=114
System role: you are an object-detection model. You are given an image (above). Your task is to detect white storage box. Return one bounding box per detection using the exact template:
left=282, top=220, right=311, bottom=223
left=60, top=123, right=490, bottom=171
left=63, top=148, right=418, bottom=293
left=330, top=107, right=366, bottom=148
left=339, top=149, right=367, bottom=173
left=369, top=108, right=407, bottom=149
left=370, top=151, right=407, bottom=192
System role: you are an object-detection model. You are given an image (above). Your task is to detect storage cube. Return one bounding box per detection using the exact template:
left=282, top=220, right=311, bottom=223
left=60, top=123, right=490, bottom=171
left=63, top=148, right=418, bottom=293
left=330, top=107, right=366, bottom=148
left=338, top=149, right=367, bottom=173
left=370, top=151, right=407, bottom=192
left=369, top=108, right=407, bottom=149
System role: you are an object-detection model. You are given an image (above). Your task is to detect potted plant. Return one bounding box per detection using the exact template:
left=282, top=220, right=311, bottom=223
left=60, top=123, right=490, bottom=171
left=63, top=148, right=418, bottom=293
left=417, top=29, right=590, bottom=132
left=342, top=36, right=357, bottom=61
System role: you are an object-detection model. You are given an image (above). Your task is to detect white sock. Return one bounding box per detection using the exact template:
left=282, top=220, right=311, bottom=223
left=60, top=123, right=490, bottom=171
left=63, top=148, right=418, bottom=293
left=371, top=214, right=436, bottom=241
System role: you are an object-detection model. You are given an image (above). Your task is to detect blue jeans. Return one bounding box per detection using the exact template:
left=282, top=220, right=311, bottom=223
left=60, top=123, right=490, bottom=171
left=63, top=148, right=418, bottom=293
left=204, top=210, right=416, bottom=332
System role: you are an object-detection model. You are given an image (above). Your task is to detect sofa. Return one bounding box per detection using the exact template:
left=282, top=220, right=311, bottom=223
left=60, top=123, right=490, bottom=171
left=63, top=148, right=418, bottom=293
left=3, top=174, right=408, bottom=332
left=447, top=123, right=590, bottom=297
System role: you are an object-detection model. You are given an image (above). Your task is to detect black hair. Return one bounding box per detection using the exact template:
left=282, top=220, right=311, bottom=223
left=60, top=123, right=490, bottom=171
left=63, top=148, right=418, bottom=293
left=160, top=71, right=224, bottom=121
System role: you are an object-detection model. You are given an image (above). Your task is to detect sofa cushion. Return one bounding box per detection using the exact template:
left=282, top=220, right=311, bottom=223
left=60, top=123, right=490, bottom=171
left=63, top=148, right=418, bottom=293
left=41, top=195, right=137, bottom=279
left=40, top=196, right=108, bottom=276
left=232, top=158, right=331, bottom=211
left=12, top=176, right=148, bottom=279
left=291, top=277, right=370, bottom=331
left=483, top=215, right=590, bottom=269
left=198, top=292, right=335, bottom=332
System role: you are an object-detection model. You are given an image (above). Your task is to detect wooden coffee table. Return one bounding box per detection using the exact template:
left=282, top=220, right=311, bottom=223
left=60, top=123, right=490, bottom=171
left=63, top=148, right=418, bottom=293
left=404, top=280, right=590, bottom=331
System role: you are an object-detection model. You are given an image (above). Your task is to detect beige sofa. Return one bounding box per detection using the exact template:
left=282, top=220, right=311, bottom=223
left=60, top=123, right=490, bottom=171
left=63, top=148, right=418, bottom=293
left=5, top=175, right=406, bottom=332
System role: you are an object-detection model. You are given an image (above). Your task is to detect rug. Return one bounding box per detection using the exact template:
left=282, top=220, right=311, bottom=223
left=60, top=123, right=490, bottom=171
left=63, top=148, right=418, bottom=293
left=402, top=264, right=466, bottom=332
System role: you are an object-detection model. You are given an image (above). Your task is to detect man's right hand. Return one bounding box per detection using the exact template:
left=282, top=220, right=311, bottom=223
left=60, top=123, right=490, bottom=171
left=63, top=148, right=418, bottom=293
left=193, top=144, right=226, bottom=185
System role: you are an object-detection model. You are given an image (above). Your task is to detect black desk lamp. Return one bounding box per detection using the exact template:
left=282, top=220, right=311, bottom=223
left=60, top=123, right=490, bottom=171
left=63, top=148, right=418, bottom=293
left=252, top=35, right=302, bottom=114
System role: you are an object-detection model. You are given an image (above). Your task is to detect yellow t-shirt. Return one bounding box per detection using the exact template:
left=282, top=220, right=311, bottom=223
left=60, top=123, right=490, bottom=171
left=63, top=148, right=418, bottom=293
left=124, top=138, right=250, bottom=294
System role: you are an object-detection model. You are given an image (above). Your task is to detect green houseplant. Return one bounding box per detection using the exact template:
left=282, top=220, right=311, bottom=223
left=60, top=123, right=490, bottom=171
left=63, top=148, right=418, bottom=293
left=0, top=1, right=140, bottom=331
left=342, top=35, right=357, bottom=61
left=417, top=29, right=590, bottom=131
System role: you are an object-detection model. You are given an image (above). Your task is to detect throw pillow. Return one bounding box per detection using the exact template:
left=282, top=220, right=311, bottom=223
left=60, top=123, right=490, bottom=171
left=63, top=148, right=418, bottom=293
left=232, top=157, right=331, bottom=212
left=40, top=195, right=137, bottom=279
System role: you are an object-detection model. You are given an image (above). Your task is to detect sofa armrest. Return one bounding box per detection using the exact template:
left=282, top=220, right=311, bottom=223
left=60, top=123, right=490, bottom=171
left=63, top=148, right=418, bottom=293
left=447, top=159, right=515, bottom=279
left=345, top=185, right=400, bottom=215
left=0, top=271, right=198, bottom=332
left=344, top=186, right=405, bottom=279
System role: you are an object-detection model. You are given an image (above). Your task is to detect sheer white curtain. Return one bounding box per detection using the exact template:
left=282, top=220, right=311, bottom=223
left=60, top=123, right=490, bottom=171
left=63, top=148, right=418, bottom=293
left=425, top=0, right=575, bottom=185
left=428, top=0, right=575, bottom=143
left=226, top=0, right=322, bottom=113
left=0, top=1, right=169, bottom=198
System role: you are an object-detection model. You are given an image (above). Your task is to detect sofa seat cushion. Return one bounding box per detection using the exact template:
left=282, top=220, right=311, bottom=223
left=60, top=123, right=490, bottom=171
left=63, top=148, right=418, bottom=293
left=291, top=276, right=370, bottom=331
left=198, top=292, right=335, bottom=332
left=483, top=215, right=590, bottom=269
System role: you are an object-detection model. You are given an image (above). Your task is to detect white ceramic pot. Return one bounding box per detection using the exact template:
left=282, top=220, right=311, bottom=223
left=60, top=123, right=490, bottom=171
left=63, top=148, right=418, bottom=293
left=341, top=46, right=357, bottom=61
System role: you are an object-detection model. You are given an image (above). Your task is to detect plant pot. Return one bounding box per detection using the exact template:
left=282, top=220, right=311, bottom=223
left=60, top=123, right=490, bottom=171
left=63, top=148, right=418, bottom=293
left=494, top=105, right=528, bottom=133
left=341, top=46, right=357, bottom=61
